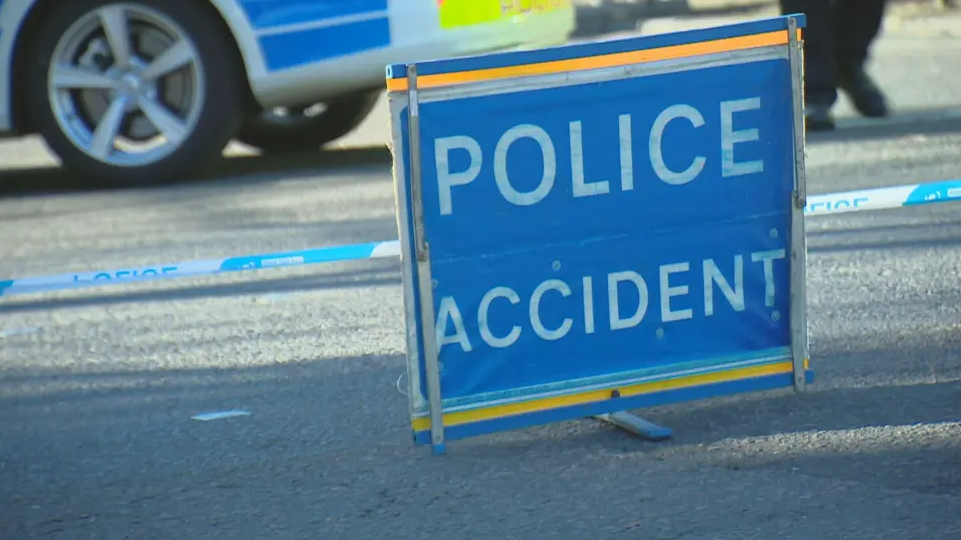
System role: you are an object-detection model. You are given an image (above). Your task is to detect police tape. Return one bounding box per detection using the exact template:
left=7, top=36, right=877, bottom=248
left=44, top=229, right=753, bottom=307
left=0, top=241, right=401, bottom=298
left=804, top=178, right=961, bottom=216
left=2, top=178, right=960, bottom=299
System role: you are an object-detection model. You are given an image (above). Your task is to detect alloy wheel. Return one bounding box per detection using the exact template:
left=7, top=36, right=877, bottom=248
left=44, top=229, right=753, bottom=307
left=47, top=3, right=205, bottom=167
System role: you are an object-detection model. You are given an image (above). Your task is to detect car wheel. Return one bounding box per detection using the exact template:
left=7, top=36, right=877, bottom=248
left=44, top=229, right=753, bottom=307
left=235, top=90, right=380, bottom=153
left=25, top=0, right=243, bottom=186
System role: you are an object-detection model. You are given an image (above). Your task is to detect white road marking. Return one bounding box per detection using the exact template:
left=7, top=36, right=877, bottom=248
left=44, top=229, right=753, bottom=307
left=191, top=410, right=251, bottom=421
left=0, top=327, right=42, bottom=338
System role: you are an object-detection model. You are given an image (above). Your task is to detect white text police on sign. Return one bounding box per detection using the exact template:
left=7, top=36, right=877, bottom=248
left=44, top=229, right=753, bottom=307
left=411, top=53, right=797, bottom=406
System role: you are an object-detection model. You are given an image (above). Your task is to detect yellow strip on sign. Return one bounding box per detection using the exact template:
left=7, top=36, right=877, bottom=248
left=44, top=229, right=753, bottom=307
left=386, top=29, right=802, bottom=92
left=410, top=359, right=809, bottom=432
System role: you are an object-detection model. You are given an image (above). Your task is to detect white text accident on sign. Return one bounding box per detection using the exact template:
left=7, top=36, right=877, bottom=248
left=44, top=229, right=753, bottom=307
left=434, top=249, right=786, bottom=353
left=433, top=97, right=765, bottom=216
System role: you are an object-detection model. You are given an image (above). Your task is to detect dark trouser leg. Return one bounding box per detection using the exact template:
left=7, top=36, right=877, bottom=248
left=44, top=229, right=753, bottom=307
left=780, top=0, right=836, bottom=107
left=831, top=0, right=886, bottom=73
left=831, top=0, right=889, bottom=116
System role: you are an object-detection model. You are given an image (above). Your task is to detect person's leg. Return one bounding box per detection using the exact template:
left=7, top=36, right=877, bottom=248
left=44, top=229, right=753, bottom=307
left=780, top=0, right=836, bottom=129
left=831, top=0, right=889, bottom=117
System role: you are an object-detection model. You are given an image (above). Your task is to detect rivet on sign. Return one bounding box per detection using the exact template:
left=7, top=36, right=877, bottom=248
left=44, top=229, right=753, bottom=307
left=611, top=389, right=621, bottom=398
left=431, top=278, right=438, bottom=289
left=655, top=328, right=665, bottom=339
left=769, top=228, right=779, bottom=239
left=552, top=260, right=561, bottom=271
left=771, top=310, right=781, bottom=321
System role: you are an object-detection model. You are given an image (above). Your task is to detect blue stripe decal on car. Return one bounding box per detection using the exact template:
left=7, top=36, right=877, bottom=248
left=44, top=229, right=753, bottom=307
left=240, top=0, right=389, bottom=30
left=258, top=16, right=392, bottom=71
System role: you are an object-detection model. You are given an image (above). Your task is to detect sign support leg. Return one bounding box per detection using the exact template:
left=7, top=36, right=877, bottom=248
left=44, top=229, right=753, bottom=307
left=407, top=64, right=447, bottom=456
left=787, top=15, right=811, bottom=392
left=594, top=411, right=673, bottom=442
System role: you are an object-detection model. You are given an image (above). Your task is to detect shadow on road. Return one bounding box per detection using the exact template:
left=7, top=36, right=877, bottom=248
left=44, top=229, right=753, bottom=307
left=808, top=105, right=961, bottom=145
left=1, top=105, right=959, bottom=199
left=807, top=213, right=961, bottom=253
left=572, top=0, right=775, bottom=38
left=573, top=0, right=961, bottom=40
left=0, top=145, right=393, bottom=199
left=1, top=332, right=958, bottom=538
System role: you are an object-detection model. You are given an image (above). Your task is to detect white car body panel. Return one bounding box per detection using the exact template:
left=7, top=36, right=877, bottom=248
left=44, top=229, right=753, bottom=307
left=0, top=0, right=575, bottom=133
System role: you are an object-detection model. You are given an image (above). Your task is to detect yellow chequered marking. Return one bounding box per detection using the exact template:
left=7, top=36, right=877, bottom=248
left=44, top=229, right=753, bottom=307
left=439, top=0, right=570, bottom=29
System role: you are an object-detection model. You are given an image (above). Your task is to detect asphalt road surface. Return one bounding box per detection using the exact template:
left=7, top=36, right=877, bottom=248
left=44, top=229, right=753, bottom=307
left=2, top=15, right=961, bottom=540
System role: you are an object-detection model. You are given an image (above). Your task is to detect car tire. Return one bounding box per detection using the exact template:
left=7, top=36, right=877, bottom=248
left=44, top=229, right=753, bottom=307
left=235, top=90, right=381, bottom=153
left=24, top=0, right=244, bottom=186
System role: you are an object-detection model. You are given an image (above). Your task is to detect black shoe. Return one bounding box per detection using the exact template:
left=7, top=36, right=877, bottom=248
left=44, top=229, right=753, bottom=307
left=804, top=103, right=835, bottom=131
left=837, top=68, right=889, bottom=118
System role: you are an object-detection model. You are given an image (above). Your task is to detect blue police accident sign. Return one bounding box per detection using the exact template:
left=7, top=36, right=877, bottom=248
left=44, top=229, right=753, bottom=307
left=386, top=15, right=813, bottom=451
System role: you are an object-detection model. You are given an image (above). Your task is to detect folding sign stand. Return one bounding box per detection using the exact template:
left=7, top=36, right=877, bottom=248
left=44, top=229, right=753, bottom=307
left=388, top=14, right=811, bottom=457
left=594, top=411, right=673, bottom=441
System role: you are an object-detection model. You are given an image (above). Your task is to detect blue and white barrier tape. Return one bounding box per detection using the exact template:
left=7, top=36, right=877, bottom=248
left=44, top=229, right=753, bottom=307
left=2, top=179, right=960, bottom=299
left=0, top=240, right=400, bottom=298
left=804, top=178, right=961, bottom=216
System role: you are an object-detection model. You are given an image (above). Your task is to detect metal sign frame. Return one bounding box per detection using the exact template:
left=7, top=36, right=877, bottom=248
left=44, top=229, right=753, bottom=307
left=386, top=14, right=811, bottom=455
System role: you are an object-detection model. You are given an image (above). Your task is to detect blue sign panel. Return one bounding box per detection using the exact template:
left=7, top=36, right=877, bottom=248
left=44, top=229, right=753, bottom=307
left=387, top=15, right=812, bottom=452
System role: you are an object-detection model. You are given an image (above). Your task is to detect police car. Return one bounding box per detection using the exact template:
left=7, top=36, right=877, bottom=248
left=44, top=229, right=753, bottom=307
left=0, top=0, right=575, bottom=185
